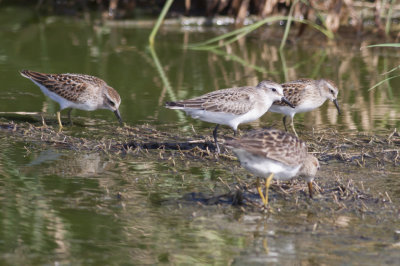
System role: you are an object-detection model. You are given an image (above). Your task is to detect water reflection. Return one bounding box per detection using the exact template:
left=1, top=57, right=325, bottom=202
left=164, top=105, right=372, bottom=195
left=0, top=134, right=399, bottom=264
left=1, top=14, right=399, bottom=132
left=0, top=140, right=244, bottom=264
left=182, top=38, right=400, bottom=132
left=0, top=7, right=400, bottom=265
left=157, top=28, right=400, bottom=133
left=23, top=150, right=113, bottom=177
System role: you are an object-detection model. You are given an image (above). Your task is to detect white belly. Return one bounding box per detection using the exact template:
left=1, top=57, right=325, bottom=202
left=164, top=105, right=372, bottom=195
left=185, top=109, right=238, bottom=126
left=269, top=104, right=296, bottom=117
left=234, top=149, right=301, bottom=180
left=270, top=99, right=327, bottom=117
left=33, top=81, right=98, bottom=111
left=185, top=104, right=270, bottom=130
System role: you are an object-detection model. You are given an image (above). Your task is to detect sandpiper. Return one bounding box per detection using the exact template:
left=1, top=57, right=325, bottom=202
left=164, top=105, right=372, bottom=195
left=269, top=78, right=340, bottom=137
left=165, top=81, right=294, bottom=153
left=20, top=70, right=122, bottom=129
left=226, top=128, right=319, bottom=207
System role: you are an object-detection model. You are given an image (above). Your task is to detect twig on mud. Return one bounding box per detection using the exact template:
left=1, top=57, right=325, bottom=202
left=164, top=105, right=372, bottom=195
left=218, top=176, right=232, bottom=192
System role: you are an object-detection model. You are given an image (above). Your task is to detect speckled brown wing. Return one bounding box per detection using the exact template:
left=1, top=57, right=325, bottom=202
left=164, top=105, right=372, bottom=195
left=172, top=87, right=256, bottom=115
left=21, top=70, right=105, bottom=103
left=227, top=129, right=307, bottom=166
left=274, top=79, right=313, bottom=107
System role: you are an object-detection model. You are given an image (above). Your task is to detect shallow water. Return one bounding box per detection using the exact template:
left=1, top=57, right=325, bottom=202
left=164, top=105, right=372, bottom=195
left=0, top=6, right=400, bottom=265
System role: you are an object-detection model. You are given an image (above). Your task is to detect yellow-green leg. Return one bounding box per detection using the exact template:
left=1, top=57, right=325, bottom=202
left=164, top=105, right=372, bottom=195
left=256, top=177, right=267, bottom=206
left=40, top=113, right=48, bottom=128
left=264, top=173, right=274, bottom=205
left=57, top=111, right=63, bottom=131
left=263, top=238, right=269, bottom=254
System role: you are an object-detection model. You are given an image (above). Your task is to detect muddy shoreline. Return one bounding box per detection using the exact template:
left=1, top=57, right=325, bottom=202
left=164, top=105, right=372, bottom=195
left=1, top=116, right=397, bottom=212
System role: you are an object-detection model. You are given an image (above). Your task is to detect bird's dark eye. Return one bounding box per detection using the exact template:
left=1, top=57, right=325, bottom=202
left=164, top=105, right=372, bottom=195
left=271, top=88, right=276, bottom=92
left=330, top=89, right=334, bottom=94
left=108, top=99, right=115, bottom=107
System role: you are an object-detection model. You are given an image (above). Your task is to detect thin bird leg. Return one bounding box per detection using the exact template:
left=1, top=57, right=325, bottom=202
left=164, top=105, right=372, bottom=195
left=233, top=129, right=238, bottom=137
left=264, top=173, right=274, bottom=205
left=263, top=238, right=269, bottom=254
left=57, top=111, right=63, bottom=131
left=212, top=124, right=220, bottom=154
left=282, top=116, right=288, bottom=132
left=67, top=109, right=73, bottom=125
left=40, top=113, right=47, bottom=128
left=290, top=116, right=298, bottom=137
left=307, top=181, right=313, bottom=198
left=256, top=177, right=267, bottom=206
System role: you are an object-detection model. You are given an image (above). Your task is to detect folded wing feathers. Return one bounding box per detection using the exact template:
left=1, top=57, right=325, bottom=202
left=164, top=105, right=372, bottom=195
left=229, top=130, right=307, bottom=166
left=21, top=70, right=89, bottom=102
left=165, top=87, right=254, bottom=115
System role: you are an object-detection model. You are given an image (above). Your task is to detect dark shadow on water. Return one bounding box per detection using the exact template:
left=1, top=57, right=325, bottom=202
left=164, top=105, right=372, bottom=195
left=181, top=190, right=245, bottom=206
left=124, top=140, right=219, bottom=152
left=0, top=113, right=40, bottom=123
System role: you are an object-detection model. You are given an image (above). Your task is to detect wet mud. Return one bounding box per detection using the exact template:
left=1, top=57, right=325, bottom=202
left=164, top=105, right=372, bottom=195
left=1, top=116, right=398, bottom=212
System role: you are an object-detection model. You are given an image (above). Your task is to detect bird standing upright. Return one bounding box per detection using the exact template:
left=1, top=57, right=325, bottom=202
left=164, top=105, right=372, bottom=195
left=165, top=80, right=294, bottom=153
left=269, top=78, right=340, bottom=137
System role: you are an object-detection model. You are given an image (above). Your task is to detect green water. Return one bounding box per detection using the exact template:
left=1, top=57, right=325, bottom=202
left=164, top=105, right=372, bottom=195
left=1, top=6, right=400, bottom=265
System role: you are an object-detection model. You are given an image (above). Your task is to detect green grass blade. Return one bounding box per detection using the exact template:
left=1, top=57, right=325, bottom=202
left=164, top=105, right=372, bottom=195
left=188, top=15, right=334, bottom=50
left=385, top=0, right=395, bottom=34
left=313, top=10, right=335, bottom=38
left=149, top=0, right=174, bottom=47
left=381, top=65, right=400, bottom=75
left=368, top=75, right=400, bottom=91
left=279, top=49, right=288, bottom=82
left=187, top=16, right=288, bottom=48
left=280, top=0, right=298, bottom=50
left=148, top=46, right=187, bottom=124
left=362, top=43, right=400, bottom=49
left=186, top=23, right=260, bottom=48
left=210, top=49, right=274, bottom=74
left=298, top=19, right=334, bottom=39
left=188, top=30, right=252, bottom=50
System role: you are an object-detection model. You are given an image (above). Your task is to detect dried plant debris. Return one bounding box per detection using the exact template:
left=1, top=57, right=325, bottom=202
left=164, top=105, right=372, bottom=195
left=0, top=118, right=398, bottom=213
left=1, top=119, right=398, bottom=166
left=175, top=174, right=394, bottom=216
left=302, top=128, right=400, bottom=167
left=26, top=0, right=400, bottom=36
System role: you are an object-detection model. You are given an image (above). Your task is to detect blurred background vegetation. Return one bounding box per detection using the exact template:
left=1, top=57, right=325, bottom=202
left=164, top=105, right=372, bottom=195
left=1, top=0, right=399, bottom=37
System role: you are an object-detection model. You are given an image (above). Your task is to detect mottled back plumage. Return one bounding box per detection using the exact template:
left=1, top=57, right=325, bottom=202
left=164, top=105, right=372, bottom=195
left=227, top=128, right=319, bottom=203
left=273, top=79, right=314, bottom=107
left=268, top=78, right=340, bottom=137
left=20, top=70, right=123, bottom=127
left=20, top=70, right=107, bottom=103
left=273, top=78, right=339, bottom=108
left=226, top=129, right=307, bottom=167
left=167, top=86, right=258, bottom=115
left=165, top=80, right=290, bottom=154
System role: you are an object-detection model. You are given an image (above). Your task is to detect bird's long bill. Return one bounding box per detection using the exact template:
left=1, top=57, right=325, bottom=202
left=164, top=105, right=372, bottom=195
left=333, top=99, right=341, bottom=115
left=281, top=97, right=295, bottom=108
left=114, top=109, right=123, bottom=125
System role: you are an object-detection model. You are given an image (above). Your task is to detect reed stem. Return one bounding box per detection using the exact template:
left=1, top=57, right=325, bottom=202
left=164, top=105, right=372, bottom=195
left=149, top=0, right=174, bottom=47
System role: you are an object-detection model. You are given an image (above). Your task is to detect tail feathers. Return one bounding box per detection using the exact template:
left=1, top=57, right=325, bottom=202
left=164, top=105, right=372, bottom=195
left=165, top=101, right=185, bottom=109
left=20, top=70, right=46, bottom=82
left=20, top=70, right=31, bottom=78
left=223, top=137, right=240, bottom=149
